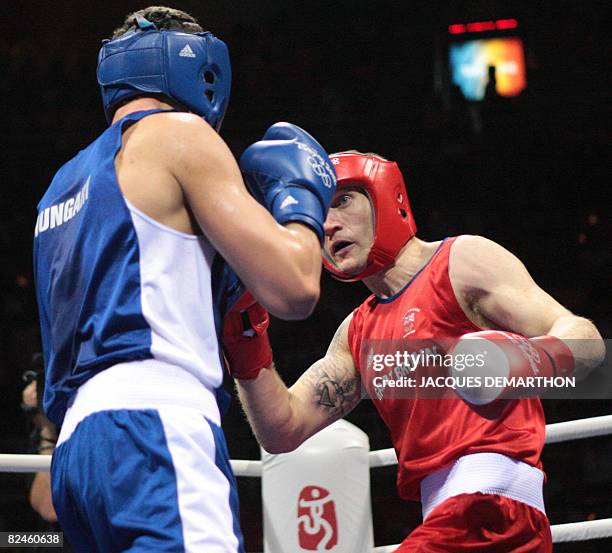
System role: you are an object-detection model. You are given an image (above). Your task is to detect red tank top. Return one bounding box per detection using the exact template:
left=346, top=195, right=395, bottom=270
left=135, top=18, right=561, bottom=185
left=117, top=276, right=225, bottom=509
left=348, top=237, right=545, bottom=501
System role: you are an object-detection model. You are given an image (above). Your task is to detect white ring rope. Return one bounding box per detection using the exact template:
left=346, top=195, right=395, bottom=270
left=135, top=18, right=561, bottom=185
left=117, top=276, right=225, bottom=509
left=2, top=415, right=610, bottom=474
left=1, top=415, right=610, bottom=546
left=550, top=518, right=612, bottom=542
left=0, top=454, right=50, bottom=473
left=0, top=454, right=263, bottom=477
left=230, top=459, right=262, bottom=477
left=545, top=414, right=612, bottom=444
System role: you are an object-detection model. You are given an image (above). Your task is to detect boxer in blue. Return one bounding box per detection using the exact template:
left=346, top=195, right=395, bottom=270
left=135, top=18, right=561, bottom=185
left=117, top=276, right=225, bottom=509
left=33, top=6, right=336, bottom=552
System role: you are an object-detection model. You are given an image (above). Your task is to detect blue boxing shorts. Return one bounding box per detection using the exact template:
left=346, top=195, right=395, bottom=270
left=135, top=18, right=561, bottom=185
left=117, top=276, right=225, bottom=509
left=50, top=362, right=245, bottom=553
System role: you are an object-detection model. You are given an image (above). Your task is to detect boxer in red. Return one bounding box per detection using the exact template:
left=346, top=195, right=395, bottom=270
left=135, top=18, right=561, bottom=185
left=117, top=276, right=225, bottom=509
left=224, top=151, right=605, bottom=551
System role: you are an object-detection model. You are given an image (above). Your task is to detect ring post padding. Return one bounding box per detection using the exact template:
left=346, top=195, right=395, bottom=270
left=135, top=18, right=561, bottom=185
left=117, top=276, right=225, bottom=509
left=261, top=419, right=374, bottom=553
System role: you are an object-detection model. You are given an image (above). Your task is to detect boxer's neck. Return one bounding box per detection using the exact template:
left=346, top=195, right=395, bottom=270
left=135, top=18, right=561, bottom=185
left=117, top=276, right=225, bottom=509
left=111, top=98, right=175, bottom=125
left=363, top=237, right=442, bottom=299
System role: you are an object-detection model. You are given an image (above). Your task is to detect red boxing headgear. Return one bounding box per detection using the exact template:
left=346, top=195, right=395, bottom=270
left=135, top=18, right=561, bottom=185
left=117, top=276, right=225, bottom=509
left=323, top=151, right=417, bottom=281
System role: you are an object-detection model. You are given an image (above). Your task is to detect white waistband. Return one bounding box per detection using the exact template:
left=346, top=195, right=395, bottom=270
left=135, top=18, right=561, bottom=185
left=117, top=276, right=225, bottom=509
left=57, top=359, right=221, bottom=446
left=420, top=453, right=545, bottom=520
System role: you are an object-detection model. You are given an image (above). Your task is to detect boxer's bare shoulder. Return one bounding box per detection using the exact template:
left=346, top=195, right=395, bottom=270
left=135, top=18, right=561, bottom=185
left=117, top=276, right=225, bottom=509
left=118, top=110, right=236, bottom=185
left=449, top=234, right=571, bottom=335
left=449, top=235, right=529, bottom=295
left=115, top=109, right=242, bottom=235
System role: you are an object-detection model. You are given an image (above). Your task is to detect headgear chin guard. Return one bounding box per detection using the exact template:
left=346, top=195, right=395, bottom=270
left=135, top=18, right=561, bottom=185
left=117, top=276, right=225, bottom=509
left=323, top=152, right=417, bottom=282
left=97, top=17, right=231, bottom=130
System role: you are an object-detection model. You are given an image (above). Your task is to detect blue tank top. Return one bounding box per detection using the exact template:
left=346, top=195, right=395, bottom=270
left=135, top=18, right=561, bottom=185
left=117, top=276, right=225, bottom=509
left=34, top=110, right=241, bottom=425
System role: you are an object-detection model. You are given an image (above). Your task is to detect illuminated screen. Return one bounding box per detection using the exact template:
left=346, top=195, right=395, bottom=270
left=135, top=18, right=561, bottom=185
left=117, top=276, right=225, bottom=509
left=449, top=37, right=526, bottom=101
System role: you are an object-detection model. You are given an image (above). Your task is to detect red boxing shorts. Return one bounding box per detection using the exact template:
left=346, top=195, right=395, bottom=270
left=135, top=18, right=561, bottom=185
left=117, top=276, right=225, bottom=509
left=396, top=493, right=552, bottom=552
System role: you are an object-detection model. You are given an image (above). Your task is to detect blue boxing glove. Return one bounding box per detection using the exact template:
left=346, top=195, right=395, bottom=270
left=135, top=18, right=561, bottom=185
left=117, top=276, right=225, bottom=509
left=239, top=122, right=337, bottom=242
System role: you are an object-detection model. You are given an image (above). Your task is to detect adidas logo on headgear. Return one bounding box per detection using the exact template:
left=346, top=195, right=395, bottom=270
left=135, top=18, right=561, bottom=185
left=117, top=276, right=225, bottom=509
left=179, top=44, right=196, bottom=58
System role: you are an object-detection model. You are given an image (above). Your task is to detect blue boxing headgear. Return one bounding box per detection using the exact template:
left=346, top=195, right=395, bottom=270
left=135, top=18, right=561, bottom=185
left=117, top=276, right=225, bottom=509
left=97, top=17, right=231, bottom=130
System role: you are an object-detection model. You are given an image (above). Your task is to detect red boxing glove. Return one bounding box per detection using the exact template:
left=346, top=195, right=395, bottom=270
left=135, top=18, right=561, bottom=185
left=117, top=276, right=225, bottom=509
left=222, top=291, right=273, bottom=380
left=449, top=330, right=574, bottom=404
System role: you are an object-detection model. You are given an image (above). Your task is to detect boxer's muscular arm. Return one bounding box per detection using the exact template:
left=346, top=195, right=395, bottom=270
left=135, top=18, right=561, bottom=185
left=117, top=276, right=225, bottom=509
left=450, top=235, right=605, bottom=377
left=118, top=113, right=321, bottom=320
left=236, top=315, right=361, bottom=453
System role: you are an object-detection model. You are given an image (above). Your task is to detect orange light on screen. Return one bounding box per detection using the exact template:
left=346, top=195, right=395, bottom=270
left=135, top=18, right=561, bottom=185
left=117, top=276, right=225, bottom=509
left=488, top=38, right=526, bottom=97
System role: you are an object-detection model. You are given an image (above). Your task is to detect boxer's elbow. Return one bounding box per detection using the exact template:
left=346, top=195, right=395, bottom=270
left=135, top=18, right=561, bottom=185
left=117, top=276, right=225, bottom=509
left=256, top=423, right=297, bottom=453
left=271, top=233, right=322, bottom=319
left=262, top=440, right=299, bottom=454
left=265, top=280, right=320, bottom=320
left=258, top=409, right=309, bottom=454
left=588, top=330, right=606, bottom=370
left=284, top=283, right=319, bottom=320
left=262, top=432, right=307, bottom=454
left=575, top=323, right=606, bottom=378
left=553, top=315, right=606, bottom=378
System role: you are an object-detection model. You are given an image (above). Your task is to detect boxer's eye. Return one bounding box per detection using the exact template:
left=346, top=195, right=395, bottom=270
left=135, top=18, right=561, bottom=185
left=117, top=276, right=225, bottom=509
left=332, top=194, right=352, bottom=209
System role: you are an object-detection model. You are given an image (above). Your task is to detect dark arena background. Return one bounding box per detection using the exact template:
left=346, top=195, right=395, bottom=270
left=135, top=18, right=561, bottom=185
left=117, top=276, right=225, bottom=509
left=0, top=1, right=610, bottom=551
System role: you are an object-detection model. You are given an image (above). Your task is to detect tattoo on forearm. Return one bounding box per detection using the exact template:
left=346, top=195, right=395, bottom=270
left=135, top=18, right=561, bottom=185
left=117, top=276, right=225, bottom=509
left=313, top=370, right=357, bottom=416
left=297, top=316, right=360, bottom=419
